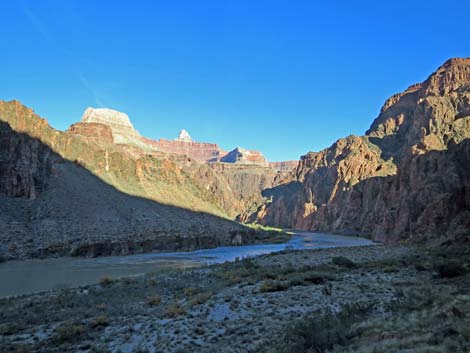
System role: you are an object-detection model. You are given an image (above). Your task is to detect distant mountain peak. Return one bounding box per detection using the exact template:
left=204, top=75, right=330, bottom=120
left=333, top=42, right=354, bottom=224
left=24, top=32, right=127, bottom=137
left=175, top=129, right=193, bottom=142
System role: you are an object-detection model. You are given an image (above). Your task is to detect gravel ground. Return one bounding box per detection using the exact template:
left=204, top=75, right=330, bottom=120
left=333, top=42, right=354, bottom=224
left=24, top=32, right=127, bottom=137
left=0, top=244, right=423, bottom=353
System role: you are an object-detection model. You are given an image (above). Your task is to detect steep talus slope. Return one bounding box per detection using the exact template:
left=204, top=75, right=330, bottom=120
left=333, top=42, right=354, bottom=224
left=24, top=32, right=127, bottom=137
left=250, top=58, right=470, bottom=242
left=0, top=103, right=269, bottom=260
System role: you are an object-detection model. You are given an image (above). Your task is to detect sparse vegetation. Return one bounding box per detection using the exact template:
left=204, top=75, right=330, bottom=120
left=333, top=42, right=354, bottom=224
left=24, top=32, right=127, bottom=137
left=259, top=280, right=290, bottom=292
left=259, top=303, right=374, bottom=353
left=434, top=260, right=466, bottom=278
left=90, top=315, right=109, bottom=329
left=331, top=256, right=356, bottom=268
left=99, top=276, right=115, bottom=287
left=2, top=245, right=469, bottom=352
left=189, top=291, right=213, bottom=306
left=146, top=295, right=162, bottom=306
left=164, top=303, right=186, bottom=318
left=53, top=322, right=87, bottom=343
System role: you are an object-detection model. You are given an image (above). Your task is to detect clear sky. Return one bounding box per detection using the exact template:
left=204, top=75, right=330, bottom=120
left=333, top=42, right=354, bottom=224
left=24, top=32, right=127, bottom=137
left=2, top=0, right=469, bottom=161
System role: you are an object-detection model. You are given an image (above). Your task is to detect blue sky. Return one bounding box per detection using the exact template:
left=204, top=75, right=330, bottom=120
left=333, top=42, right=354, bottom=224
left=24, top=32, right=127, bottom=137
left=2, top=0, right=469, bottom=161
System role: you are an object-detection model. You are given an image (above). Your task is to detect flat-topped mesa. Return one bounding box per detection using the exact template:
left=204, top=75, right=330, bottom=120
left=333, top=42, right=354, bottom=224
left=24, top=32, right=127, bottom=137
left=80, top=107, right=141, bottom=145
left=175, top=129, right=193, bottom=142
left=221, top=147, right=269, bottom=166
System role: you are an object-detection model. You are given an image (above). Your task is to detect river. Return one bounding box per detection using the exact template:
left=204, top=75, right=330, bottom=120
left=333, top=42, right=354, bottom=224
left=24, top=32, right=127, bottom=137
left=0, top=232, right=373, bottom=297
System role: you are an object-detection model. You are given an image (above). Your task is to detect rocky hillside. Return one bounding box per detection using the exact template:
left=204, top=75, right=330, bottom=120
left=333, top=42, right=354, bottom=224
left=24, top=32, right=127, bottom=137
left=0, top=102, right=282, bottom=260
left=249, top=58, right=470, bottom=242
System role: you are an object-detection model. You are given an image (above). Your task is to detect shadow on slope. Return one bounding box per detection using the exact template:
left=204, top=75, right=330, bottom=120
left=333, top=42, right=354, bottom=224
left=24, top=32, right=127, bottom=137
left=0, top=121, right=266, bottom=260
left=313, top=138, right=470, bottom=242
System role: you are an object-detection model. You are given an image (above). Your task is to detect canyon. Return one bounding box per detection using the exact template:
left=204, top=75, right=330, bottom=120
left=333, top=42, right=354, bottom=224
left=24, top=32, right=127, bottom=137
left=0, top=58, right=469, bottom=261
left=0, top=102, right=289, bottom=260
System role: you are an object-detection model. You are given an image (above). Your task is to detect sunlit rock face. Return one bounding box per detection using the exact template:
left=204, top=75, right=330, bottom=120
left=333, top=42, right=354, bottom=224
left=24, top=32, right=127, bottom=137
left=221, top=147, right=269, bottom=166
left=81, top=108, right=142, bottom=146
left=175, top=129, right=193, bottom=142
left=249, top=58, right=470, bottom=243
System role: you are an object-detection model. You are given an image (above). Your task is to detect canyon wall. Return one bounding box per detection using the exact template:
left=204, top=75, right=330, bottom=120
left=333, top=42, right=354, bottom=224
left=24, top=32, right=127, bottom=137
left=0, top=102, right=273, bottom=259
left=249, top=58, right=470, bottom=242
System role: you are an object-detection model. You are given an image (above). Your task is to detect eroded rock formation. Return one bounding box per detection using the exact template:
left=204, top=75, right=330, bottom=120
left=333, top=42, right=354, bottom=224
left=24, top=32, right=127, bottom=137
left=221, top=147, right=269, bottom=166
left=142, top=137, right=227, bottom=162
left=249, top=58, right=470, bottom=242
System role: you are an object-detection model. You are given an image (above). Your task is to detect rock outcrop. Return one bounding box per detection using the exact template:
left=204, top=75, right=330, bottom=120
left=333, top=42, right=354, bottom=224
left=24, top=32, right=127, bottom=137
left=142, top=137, right=227, bottom=162
left=221, top=147, right=269, bottom=166
left=67, top=122, right=114, bottom=144
left=249, top=58, right=470, bottom=243
left=81, top=108, right=150, bottom=149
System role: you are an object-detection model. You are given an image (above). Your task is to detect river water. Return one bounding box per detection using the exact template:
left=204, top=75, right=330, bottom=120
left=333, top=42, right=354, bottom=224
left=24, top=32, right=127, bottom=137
left=0, top=232, right=373, bottom=297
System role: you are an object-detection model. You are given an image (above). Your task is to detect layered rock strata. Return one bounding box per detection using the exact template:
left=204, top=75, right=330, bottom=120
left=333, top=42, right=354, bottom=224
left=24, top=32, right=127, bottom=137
left=249, top=58, right=470, bottom=242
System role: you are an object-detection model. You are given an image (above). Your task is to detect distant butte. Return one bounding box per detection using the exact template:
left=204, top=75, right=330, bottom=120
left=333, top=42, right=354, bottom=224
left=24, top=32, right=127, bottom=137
left=74, top=109, right=298, bottom=169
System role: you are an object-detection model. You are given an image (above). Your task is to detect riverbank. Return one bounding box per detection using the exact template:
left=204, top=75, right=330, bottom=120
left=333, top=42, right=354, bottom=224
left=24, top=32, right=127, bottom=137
left=3, top=243, right=468, bottom=352
left=0, top=232, right=372, bottom=297
left=0, top=209, right=291, bottom=261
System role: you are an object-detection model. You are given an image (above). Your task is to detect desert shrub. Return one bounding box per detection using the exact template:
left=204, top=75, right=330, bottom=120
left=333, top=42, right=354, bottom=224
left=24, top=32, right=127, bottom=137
left=331, top=256, right=356, bottom=268
left=434, top=261, right=466, bottom=278
left=287, top=271, right=334, bottom=287
left=262, top=303, right=373, bottom=353
left=90, top=315, right=109, bottom=328
left=146, top=295, right=162, bottom=306
left=184, top=287, right=199, bottom=297
left=0, top=323, right=22, bottom=335
left=259, top=280, right=289, bottom=293
left=189, top=291, right=213, bottom=306
left=53, top=322, right=87, bottom=342
left=121, top=276, right=138, bottom=286
left=242, top=257, right=258, bottom=270
left=99, top=276, right=115, bottom=287
left=165, top=303, right=186, bottom=318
